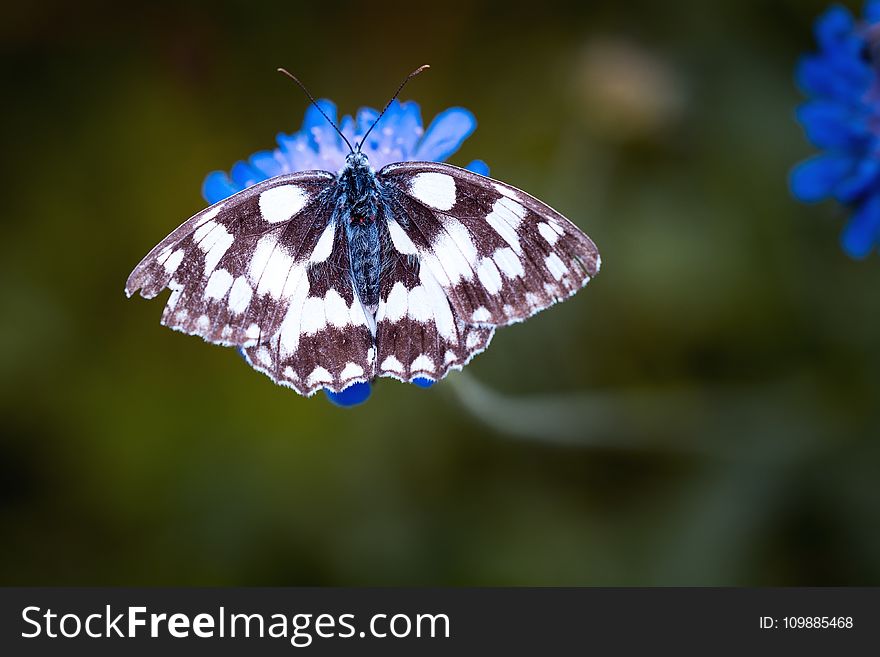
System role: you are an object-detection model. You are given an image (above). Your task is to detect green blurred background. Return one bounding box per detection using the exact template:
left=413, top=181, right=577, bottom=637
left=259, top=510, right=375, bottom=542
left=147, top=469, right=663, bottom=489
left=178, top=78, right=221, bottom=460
left=2, top=0, right=878, bottom=585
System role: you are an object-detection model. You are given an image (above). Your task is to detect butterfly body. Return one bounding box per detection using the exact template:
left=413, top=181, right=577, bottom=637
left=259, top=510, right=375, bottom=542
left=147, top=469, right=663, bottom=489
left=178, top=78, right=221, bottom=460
left=127, top=156, right=601, bottom=397
left=337, top=151, right=385, bottom=312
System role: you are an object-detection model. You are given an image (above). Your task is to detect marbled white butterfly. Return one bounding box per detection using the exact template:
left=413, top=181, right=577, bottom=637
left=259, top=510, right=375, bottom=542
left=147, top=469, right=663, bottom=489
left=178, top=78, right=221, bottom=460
left=125, top=66, right=601, bottom=396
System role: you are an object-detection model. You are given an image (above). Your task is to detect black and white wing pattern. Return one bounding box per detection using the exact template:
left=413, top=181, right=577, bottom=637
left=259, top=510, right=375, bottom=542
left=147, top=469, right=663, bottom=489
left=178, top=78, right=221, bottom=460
left=241, top=220, right=376, bottom=396
left=126, top=172, right=338, bottom=349
left=373, top=242, right=494, bottom=383
left=373, top=161, right=600, bottom=382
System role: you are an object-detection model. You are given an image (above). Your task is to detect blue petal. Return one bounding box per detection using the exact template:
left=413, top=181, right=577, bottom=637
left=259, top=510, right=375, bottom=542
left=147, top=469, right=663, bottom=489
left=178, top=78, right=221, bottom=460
left=795, top=54, right=872, bottom=102
left=796, top=101, right=869, bottom=149
left=414, top=107, right=477, bottom=162
left=866, top=0, right=880, bottom=23
left=230, top=160, right=260, bottom=188
left=465, top=159, right=490, bottom=176
left=841, top=194, right=880, bottom=258
left=302, top=99, right=341, bottom=151
left=324, top=382, right=372, bottom=407
left=355, top=105, right=380, bottom=135
left=249, top=150, right=285, bottom=179
left=378, top=100, right=423, bottom=156
left=202, top=170, right=241, bottom=204
left=835, top=156, right=880, bottom=202
left=814, top=6, right=857, bottom=52
left=338, top=114, right=356, bottom=144
left=789, top=153, right=856, bottom=202
left=411, top=377, right=435, bottom=389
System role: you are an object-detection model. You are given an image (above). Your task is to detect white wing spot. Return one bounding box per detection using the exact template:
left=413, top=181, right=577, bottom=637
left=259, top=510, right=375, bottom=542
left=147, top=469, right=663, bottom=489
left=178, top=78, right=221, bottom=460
left=493, top=247, right=524, bottom=278
left=432, top=232, right=474, bottom=283
left=492, top=182, right=519, bottom=199
left=444, top=350, right=457, bottom=364
left=407, top=285, right=432, bottom=323
left=228, top=276, right=253, bottom=314
left=387, top=218, right=418, bottom=255
left=278, top=272, right=312, bottom=357
left=409, top=172, right=456, bottom=211
left=283, top=366, right=296, bottom=379
left=537, top=222, right=560, bottom=245
left=193, top=220, right=217, bottom=243
left=324, top=289, right=350, bottom=328
left=471, top=307, right=492, bottom=322
left=259, top=185, right=310, bottom=223
left=341, top=362, right=364, bottom=379
left=301, top=296, right=327, bottom=334
left=197, top=315, right=210, bottom=331
left=248, top=234, right=276, bottom=282
left=545, top=253, right=567, bottom=281
left=418, top=266, right=456, bottom=340
left=465, top=331, right=481, bottom=349
left=165, top=281, right=186, bottom=308
left=381, top=355, right=404, bottom=373
left=486, top=197, right=526, bottom=254
left=411, top=354, right=434, bottom=372
left=384, top=282, right=408, bottom=322
left=442, top=219, right=478, bottom=264
left=476, top=257, right=503, bottom=294
left=309, top=223, right=336, bottom=263
left=246, top=323, right=261, bottom=340
left=306, top=366, right=333, bottom=386
left=202, top=225, right=234, bottom=275
left=255, top=241, right=294, bottom=299
left=163, top=249, right=185, bottom=275
left=204, top=268, right=233, bottom=300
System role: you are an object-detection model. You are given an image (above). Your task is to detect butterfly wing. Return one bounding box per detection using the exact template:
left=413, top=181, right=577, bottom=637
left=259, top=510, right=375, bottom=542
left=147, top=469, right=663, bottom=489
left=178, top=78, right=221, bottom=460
left=371, top=161, right=599, bottom=383
left=126, top=171, right=337, bottom=348
left=378, top=161, right=600, bottom=330
left=241, top=220, right=376, bottom=396
left=373, top=243, right=494, bottom=383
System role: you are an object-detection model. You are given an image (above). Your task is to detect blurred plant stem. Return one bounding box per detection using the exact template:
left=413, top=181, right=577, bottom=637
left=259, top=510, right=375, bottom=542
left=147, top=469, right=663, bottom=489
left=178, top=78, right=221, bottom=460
left=446, top=371, right=833, bottom=463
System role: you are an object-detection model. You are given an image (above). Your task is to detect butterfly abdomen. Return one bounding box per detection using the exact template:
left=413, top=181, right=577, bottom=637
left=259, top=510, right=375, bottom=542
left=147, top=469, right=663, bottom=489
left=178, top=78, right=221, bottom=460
left=346, top=219, right=382, bottom=311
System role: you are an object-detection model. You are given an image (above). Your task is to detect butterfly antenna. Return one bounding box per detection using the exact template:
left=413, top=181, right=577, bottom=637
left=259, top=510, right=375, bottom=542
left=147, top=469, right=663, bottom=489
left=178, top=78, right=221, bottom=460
left=357, top=64, right=430, bottom=152
left=277, top=68, right=354, bottom=153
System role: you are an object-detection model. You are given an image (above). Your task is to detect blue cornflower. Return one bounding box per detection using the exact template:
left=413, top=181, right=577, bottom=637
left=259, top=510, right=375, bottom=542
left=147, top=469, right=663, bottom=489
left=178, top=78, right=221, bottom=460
left=791, top=1, right=880, bottom=258
left=206, top=99, right=488, bottom=407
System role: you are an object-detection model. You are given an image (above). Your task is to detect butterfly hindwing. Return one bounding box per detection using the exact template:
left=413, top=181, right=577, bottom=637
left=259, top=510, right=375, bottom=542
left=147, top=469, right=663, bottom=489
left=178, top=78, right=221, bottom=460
left=125, top=172, right=336, bottom=347
left=374, top=243, right=495, bottom=383
left=241, top=220, right=376, bottom=395
left=378, top=161, right=601, bottom=328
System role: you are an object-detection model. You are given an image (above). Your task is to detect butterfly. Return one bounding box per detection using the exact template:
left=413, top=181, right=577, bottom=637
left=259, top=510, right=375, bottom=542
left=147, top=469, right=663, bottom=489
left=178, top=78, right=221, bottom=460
left=125, top=66, right=601, bottom=397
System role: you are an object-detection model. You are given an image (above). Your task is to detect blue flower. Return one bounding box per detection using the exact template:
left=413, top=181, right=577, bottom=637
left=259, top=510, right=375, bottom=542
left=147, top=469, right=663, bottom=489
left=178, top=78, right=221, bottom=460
left=791, top=1, right=880, bottom=258
left=209, top=99, right=488, bottom=406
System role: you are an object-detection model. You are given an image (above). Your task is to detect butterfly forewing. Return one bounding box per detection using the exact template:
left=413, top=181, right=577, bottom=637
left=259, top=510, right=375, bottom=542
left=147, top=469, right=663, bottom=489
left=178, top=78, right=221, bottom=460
left=378, top=161, right=601, bottom=328
left=125, top=171, right=336, bottom=347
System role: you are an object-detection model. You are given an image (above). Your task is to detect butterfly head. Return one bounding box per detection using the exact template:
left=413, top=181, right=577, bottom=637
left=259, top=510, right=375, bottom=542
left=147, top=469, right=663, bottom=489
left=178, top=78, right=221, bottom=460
left=345, top=150, right=371, bottom=171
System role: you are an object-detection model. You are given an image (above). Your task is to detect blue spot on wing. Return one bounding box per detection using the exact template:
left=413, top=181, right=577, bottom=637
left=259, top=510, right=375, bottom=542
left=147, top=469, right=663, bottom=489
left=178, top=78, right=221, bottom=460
left=324, top=382, right=372, bottom=407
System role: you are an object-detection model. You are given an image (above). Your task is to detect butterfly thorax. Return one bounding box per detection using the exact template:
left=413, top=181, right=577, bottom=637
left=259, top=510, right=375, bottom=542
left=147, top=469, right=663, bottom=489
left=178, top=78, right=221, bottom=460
left=338, top=151, right=384, bottom=314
